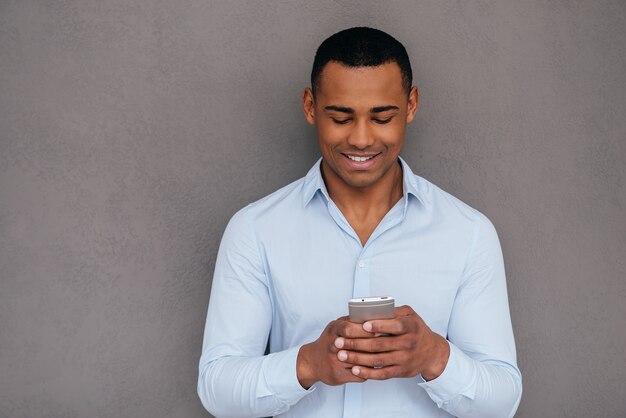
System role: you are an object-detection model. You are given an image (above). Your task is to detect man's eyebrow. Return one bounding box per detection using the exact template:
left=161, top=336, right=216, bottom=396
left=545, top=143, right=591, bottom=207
left=371, top=105, right=399, bottom=113
left=324, top=105, right=354, bottom=114
left=323, top=105, right=400, bottom=114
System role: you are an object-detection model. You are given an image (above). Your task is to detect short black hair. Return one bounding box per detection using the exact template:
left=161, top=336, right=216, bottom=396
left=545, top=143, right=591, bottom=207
left=311, top=27, right=413, bottom=96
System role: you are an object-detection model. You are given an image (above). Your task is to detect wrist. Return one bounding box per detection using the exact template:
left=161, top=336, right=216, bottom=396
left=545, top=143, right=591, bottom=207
left=296, top=343, right=317, bottom=389
left=421, top=336, right=450, bottom=381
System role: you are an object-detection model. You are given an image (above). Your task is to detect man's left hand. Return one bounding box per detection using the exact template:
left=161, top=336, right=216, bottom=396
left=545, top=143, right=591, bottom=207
left=334, top=305, right=450, bottom=381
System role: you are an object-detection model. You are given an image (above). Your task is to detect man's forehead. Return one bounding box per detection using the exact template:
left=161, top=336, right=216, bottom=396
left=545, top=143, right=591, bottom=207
left=318, top=61, right=403, bottom=85
left=315, top=61, right=406, bottom=105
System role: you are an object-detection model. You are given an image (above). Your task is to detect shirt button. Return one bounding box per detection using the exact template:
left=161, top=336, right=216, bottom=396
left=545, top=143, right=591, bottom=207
left=358, top=260, right=365, bottom=268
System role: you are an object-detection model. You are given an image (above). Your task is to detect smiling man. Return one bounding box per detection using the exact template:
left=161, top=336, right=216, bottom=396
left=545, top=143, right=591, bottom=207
left=198, top=27, right=522, bottom=418
left=302, top=59, right=416, bottom=248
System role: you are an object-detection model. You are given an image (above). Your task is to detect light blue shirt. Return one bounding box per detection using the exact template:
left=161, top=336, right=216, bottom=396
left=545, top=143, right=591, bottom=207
left=198, top=157, right=522, bottom=418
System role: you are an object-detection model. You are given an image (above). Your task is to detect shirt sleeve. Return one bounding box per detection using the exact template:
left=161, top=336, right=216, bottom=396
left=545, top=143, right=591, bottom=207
left=197, top=207, right=314, bottom=418
left=418, top=213, right=523, bottom=418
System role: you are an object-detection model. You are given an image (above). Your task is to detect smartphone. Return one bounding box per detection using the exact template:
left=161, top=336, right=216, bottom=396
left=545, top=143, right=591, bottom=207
left=348, top=296, right=395, bottom=323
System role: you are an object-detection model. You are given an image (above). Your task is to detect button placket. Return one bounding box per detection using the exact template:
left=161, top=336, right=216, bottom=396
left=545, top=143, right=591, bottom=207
left=352, top=254, right=370, bottom=301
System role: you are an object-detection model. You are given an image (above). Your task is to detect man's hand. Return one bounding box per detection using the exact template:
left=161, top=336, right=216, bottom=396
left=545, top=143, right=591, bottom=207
left=297, top=316, right=373, bottom=389
left=334, top=305, right=450, bottom=381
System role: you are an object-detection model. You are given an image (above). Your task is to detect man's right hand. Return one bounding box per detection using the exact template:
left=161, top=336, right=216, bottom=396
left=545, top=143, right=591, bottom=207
left=296, top=316, right=373, bottom=389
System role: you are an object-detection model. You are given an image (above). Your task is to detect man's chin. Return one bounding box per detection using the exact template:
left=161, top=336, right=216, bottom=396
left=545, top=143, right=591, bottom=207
left=339, top=174, right=381, bottom=190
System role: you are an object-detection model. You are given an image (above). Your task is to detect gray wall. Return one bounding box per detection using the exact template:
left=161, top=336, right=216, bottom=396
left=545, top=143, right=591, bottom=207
left=1, top=1, right=624, bottom=417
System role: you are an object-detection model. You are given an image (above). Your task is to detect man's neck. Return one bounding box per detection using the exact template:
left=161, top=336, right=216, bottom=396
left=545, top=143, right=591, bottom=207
left=322, top=159, right=404, bottom=222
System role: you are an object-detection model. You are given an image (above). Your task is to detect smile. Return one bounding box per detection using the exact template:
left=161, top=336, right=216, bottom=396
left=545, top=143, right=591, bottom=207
left=343, top=153, right=380, bottom=162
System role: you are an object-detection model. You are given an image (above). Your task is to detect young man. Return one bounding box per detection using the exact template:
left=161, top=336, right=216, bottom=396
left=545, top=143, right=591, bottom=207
left=198, top=27, right=522, bottom=418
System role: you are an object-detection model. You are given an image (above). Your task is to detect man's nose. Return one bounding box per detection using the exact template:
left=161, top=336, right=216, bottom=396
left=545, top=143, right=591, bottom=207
left=347, top=119, right=375, bottom=149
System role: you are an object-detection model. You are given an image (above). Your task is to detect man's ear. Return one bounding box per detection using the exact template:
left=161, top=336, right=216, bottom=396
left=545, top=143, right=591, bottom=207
left=406, top=86, right=419, bottom=123
left=302, top=87, right=316, bottom=125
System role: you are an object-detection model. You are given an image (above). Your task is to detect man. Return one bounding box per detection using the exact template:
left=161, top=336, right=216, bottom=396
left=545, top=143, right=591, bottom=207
left=198, top=27, right=522, bottom=417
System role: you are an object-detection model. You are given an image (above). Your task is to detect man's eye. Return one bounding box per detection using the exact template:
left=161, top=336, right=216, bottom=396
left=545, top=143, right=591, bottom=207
left=373, top=117, right=393, bottom=124
left=331, top=118, right=351, bottom=125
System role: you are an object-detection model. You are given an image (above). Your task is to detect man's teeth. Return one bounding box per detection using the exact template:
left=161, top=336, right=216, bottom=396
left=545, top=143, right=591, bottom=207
left=347, top=155, right=375, bottom=162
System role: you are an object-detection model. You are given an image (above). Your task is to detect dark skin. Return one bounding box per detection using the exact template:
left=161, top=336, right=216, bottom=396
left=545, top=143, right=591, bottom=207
left=304, top=62, right=411, bottom=246
left=297, top=307, right=450, bottom=388
left=297, top=62, right=450, bottom=388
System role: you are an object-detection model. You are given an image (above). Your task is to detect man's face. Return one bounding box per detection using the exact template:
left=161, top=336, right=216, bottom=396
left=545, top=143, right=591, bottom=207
left=303, top=61, right=418, bottom=191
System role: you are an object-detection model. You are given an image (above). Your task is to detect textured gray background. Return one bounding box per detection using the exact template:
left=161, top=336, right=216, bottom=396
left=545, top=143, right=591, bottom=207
left=1, top=1, right=625, bottom=417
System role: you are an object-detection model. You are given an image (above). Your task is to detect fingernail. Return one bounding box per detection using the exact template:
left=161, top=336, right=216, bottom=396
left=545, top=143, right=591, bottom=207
left=337, top=350, right=348, bottom=361
left=363, top=322, right=372, bottom=332
left=352, top=366, right=361, bottom=375
left=334, top=337, right=344, bottom=349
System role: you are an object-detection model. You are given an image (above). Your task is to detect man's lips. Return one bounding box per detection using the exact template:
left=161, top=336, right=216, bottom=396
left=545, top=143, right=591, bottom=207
left=342, top=152, right=380, bottom=162
left=340, top=152, right=382, bottom=169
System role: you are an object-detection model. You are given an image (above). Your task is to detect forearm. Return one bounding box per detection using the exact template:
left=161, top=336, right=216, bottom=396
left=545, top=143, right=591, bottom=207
left=199, top=356, right=273, bottom=418
left=447, top=360, right=522, bottom=418
left=419, top=343, right=522, bottom=418
left=198, top=346, right=311, bottom=417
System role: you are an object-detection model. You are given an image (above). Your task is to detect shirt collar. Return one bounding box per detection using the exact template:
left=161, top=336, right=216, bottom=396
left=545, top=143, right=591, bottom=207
left=302, top=156, right=427, bottom=208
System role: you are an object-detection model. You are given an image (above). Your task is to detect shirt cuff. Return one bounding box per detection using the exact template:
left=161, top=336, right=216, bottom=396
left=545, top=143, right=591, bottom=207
left=417, top=341, right=477, bottom=407
left=258, top=344, right=315, bottom=404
